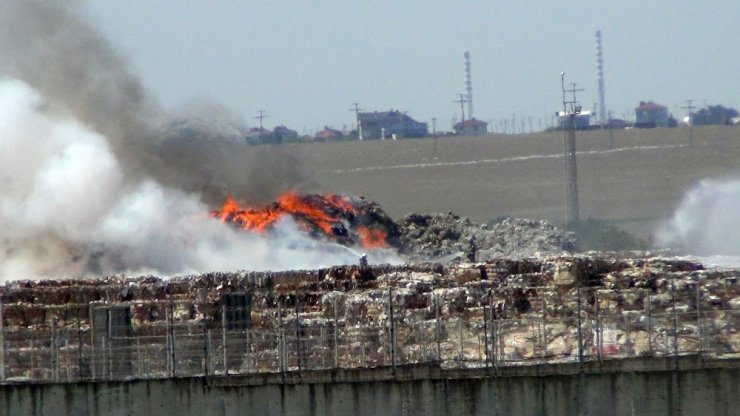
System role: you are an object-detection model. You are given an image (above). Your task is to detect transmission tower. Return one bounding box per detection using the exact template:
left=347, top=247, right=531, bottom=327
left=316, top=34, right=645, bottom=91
left=464, top=51, right=474, bottom=119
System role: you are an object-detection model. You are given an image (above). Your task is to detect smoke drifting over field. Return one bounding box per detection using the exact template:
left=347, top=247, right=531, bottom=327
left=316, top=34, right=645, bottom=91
left=657, top=178, right=740, bottom=256
left=0, top=2, right=380, bottom=279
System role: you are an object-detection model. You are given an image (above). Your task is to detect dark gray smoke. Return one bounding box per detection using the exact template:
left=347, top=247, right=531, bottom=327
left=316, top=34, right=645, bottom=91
left=0, top=1, right=369, bottom=279
left=0, top=0, right=305, bottom=204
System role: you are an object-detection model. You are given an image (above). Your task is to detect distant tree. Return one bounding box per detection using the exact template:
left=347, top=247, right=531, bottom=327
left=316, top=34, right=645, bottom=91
left=692, top=105, right=739, bottom=125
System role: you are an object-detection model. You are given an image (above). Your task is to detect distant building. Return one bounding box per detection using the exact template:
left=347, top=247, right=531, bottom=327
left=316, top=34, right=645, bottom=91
left=272, top=125, right=298, bottom=143
left=635, top=101, right=669, bottom=128
left=357, top=110, right=428, bottom=139
left=557, top=111, right=592, bottom=130
left=453, top=118, right=488, bottom=136
left=314, top=126, right=343, bottom=141
left=691, top=105, right=739, bottom=126
left=245, top=127, right=273, bottom=145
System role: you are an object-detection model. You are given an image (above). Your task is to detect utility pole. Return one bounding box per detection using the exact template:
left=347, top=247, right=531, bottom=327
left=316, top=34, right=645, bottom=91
left=254, top=110, right=268, bottom=130
left=454, top=94, right=468, bottom=123
left=349, top=102, right=364, bottom=140
left=561, top=73, right=583, bottom=226
left=681, top=99, right=696, bottom=147
left=431, top=117, right=438, bottom=157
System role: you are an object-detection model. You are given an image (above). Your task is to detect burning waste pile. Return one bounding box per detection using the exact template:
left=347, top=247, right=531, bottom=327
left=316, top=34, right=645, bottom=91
left=212, top=192, right=577, bottom=265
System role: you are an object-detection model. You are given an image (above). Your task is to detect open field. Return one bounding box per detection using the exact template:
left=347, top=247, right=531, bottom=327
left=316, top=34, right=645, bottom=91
left=286, top=125, right=740, bottom=241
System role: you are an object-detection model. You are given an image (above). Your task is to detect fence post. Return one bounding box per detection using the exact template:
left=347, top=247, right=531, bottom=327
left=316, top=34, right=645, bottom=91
left=166, top=307, right=172, bottom=376
left=333, top=298, right=338, bottom=368
left=435, top=295, right=441, bottom=363
left=202, top=316, right=209, bottom=378
left=595, top=289, right=602, bottom=362
left=75, top=287, right=83, bottom=382
left=388, top=287, right=396, bottom=375
left=320, top=326, right=325, bottom=368
left=671, top=282, right=679, bottom=357
left=483, top=304, right=489, bottom=368
left=222, top=303, right=228, bottom=375
left=647, top=289, right=653, bottom=355
left=50, top=314, right=58, bottom=382
left=246, top=322, right=251, bottom=372
left=541, top=296, right=547, bottom=362
left=0, top=300, right=4, bottom=381
left=576, top=284, right=584, bottom=364
left=107, top=308, right=113, bottom=380
left=278, top=301, right=284, bottom=373
left=295, top=297, right=302, bottom=372
left=458, top=317, right=464, bottom=363
left=169, top=299, right=176, bottom=377
left=89, top=306, right=96, bottom=380
left=696, top=282, right=702, bottom=355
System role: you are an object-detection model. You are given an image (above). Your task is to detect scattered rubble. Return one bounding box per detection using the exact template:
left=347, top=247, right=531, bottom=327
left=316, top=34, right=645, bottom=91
left=397, top=213, right=576, bottom=261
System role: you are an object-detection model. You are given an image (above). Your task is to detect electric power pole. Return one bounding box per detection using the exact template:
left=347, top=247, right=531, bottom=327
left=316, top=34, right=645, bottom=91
left=561, top=73, right=583, bottom=226
left=349, top=102, right=364, bottom=140
left=254, top=110, right=268, bottom=130
left=454, top=94, right=468, bottom=123
left=681, top=99, right=696, bottom=147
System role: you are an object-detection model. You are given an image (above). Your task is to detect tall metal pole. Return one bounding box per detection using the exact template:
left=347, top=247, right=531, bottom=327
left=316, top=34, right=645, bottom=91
left=349, top=102, right=364, bottom=140
left=561, top=73, right=582, bottom=225
left=254, top=109, right=268, bottom=130
left=681, top=99, right=696, bottom=147
left=595, top=30, right=607, bottom=128
left=454, top=94, right=468, bottom=123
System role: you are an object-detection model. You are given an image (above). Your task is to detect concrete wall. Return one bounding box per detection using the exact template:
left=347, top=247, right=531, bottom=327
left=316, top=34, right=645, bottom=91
left=1, top=357, right=737, bottom=416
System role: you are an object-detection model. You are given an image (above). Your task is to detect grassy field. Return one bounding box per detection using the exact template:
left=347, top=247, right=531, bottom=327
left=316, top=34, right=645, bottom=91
left=283, top=125, right=740, bottom=241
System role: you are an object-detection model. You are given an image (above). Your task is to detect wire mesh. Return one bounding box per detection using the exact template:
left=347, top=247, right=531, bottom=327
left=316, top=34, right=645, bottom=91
left=0, top=284, right=736, bottom=383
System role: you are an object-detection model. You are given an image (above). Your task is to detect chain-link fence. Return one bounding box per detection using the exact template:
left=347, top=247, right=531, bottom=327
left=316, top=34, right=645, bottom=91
left=0, top=283, right=737, bottom=383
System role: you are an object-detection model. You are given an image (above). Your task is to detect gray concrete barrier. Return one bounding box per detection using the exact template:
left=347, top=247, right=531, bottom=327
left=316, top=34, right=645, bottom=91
left=1, top=356, right=737, bottom=416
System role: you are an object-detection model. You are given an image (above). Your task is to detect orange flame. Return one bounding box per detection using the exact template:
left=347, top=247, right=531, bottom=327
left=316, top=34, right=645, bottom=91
left=357, top=226, right=389, bottom=249
left=212, top=192, right=390, bottom=250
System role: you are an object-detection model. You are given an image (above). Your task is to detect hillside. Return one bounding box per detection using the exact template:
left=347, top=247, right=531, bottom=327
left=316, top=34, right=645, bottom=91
left=287, top=125, right=740, bottom=241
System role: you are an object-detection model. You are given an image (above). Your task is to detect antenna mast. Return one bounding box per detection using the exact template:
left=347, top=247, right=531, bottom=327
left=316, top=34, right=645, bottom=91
left=595, top=30, right=607, bottom=128
left=464, top=51, right=473, bottom=119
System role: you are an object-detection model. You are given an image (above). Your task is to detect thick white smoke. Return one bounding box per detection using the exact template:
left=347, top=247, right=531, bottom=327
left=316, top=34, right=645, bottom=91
left=0, top=80, right=387, bottom=280
left=657, top=178, right=740, bottom=256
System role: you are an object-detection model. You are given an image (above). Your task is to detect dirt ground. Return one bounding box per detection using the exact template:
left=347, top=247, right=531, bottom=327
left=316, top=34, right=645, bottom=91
left=282, top=125, right=740, bottom=240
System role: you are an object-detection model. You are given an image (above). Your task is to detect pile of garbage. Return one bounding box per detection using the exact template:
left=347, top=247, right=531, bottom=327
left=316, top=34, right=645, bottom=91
left=395, top=213, right=576, bottom=262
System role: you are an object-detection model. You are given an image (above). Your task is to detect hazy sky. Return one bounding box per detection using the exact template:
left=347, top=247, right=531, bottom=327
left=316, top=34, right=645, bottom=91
left=86, top=1, right=739, bottom=134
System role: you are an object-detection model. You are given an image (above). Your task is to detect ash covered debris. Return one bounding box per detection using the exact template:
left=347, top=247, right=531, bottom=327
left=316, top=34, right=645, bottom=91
left=396, top=213, right=576, bottom=261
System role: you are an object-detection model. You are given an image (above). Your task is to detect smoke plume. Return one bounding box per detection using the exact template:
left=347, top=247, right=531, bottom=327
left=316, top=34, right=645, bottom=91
left=656, top=178, right=740, bottom=256
left=0, top=1, right=306, bottom=204
left=0, top=2, right=383, bottom=279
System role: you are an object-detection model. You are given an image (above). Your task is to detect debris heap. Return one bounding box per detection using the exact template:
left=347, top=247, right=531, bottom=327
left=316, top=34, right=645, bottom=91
left=397, top=213, right=576, bottom=261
